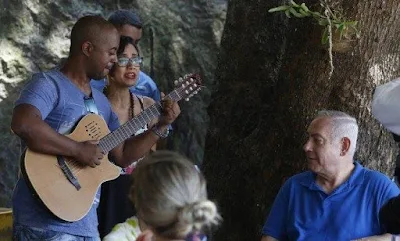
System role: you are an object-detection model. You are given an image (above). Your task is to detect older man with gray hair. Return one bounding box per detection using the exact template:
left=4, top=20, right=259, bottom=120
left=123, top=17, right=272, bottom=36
left=261, top=110, right=400, bottom=241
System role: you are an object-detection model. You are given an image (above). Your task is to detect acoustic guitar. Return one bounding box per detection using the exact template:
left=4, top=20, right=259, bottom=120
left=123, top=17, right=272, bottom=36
left=21, top=73, right=202, bottom=222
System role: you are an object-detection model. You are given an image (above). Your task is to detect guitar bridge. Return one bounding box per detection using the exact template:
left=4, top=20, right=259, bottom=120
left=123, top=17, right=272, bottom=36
left=57, top=156, right=81, bottom=190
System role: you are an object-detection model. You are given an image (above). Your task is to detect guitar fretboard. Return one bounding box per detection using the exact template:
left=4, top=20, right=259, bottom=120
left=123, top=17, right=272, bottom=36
left=98, top=89, right=182, bottom=152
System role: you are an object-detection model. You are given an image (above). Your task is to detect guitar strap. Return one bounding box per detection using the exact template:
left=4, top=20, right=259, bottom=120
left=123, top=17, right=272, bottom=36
left=83, top=95, right=99, bottom=115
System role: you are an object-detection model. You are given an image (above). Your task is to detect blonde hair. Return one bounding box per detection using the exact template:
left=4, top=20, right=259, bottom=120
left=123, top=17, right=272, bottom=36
left=131, top=151, right=220, bottom=239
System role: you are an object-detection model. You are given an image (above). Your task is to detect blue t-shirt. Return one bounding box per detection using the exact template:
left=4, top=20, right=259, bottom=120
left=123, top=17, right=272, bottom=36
left=90, top=71, right=161, bottom=101
left=12, top=69, right=120, bottom=237
left=262, top=162, right=400, bottom=241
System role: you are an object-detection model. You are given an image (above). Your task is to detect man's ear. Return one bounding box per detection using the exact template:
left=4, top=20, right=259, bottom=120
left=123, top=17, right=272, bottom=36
left=340, top=137, right=351, bottom=156
left=82, top=41, right=93, bottom=57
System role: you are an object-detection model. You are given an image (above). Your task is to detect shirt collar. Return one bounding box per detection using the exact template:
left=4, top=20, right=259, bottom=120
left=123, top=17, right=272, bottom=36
left=299, top=161, right=365, bottom=190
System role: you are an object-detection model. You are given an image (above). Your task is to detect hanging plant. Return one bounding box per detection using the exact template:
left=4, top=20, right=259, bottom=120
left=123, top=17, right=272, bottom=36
left=269, top=0, right=361, bottom=79
left=269, top=0, right=360, bottom=45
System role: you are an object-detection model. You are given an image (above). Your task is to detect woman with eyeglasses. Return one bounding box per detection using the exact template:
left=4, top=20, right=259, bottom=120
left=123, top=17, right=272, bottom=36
left=104, top=151, right=221, bottom=241
left=98, top=35, right=160, bottom=238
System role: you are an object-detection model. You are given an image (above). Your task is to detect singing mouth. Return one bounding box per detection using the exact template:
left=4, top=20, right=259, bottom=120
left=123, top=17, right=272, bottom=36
left=124, top=72, right=137, bottom=79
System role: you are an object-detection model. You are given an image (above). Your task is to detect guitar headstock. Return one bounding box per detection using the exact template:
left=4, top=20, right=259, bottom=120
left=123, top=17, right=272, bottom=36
left=170, top=73, right=203, bottom=102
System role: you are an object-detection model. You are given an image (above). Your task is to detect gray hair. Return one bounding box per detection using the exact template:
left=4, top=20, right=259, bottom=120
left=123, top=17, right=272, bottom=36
left=131, top=151, right=221, bottom=239
left=316, top=110, right=359, bottom=156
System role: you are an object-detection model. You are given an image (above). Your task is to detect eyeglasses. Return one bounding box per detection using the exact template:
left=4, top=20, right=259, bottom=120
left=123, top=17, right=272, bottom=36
left=117, top=56, right=143, bottom=67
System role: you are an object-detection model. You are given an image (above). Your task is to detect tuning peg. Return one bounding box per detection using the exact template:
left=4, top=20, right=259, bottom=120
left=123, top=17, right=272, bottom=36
left=185, top=90, right=189, bottom=94
left=185, top=98, right=189, bottom=101
left=174, top=80, right=179, bottom=86
left=189, top=87, right=193, bottom=91
left=193, top=84, right=197, bottom=88
left=190, top=78, right=194, bottom=82
left=194, top=91, right=198, bottom=95
left=179, top=77, right=183, bottom=82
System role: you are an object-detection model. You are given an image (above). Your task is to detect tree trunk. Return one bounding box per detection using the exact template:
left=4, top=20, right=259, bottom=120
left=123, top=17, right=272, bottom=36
left=203, top=0, right=400, bottom=240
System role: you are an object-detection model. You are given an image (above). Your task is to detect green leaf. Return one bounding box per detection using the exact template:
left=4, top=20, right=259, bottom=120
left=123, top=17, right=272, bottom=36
left=299, top=8, right=311, bottom=17
left=289, top=7, right=305, bottom=18
left=344, top=21, right=358, bottom=26
left=285, top=9, right=291, bottom=18
left=321, top=27, right=329, bottom=44
left=310, top=11, right=323, bottom=19
left=290, top=0, right=300, bottom=7
left=268, top=5, right=291, bottom=13
left=337, top=23, right=345, bottom=32
left=300, top=3, right=310, bottom=12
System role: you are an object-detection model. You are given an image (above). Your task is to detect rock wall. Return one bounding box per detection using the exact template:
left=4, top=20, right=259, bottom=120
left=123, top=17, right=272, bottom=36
left=0, top=0, right=226, bottom=207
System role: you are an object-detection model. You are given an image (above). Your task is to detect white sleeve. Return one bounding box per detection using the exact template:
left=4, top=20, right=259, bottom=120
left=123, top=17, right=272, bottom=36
left=103, top=216, right=142, bottom=241
left=372, top=78, right=400, bottom=135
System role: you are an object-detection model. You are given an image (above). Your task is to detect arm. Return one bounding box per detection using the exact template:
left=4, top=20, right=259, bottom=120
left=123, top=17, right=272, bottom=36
left=110, top=98, right=180, bottom=167
left=11, top=104, right=103, bottom=167
left=110, top=129, right=161, bottom=167
left=261, top=236, right=279, bottom=241
left=11, top=104, right=79, bottom=156
left=12, top=74, right=103, bottom=167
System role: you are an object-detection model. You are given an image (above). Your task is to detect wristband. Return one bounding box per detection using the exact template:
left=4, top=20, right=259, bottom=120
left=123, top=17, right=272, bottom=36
left=151, top=125, right=169, bottom=138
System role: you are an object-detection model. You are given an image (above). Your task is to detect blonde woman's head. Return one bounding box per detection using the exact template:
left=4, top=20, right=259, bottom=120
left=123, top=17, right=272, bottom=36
left=131, top=151, right=220, bottom=240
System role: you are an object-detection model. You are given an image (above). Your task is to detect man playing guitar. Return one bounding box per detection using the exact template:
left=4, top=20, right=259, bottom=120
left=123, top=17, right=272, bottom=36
left=11, top=15, right=180, bottom=241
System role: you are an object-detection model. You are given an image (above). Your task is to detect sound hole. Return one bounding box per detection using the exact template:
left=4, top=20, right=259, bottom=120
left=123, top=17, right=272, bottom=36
left=85, top=121, right=102, bottom=139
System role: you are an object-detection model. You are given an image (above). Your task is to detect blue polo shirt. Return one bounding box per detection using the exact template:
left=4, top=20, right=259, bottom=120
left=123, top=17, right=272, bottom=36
left=262, top=162, right=400, bottom=241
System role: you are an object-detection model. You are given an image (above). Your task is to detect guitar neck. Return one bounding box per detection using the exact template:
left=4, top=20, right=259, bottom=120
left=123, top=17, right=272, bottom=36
left=98, top=91, right=180, bottom=153
left=97, top=73, right=201, bottom=153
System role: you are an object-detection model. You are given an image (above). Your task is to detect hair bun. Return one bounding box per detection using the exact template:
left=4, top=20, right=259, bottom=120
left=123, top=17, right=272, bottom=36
left=179, top=200, right=221, bottom=232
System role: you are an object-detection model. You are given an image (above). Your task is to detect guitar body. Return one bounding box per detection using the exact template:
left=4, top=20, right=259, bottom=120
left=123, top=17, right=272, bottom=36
left=22, top=114, right=121, bottom=222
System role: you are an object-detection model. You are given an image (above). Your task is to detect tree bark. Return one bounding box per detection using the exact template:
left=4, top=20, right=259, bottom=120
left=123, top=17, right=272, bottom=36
left=203, top=0, right=400, bottom=240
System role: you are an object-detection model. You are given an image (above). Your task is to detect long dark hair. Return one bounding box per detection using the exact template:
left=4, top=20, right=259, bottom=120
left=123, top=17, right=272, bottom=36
left=117, top=36, right=139, bottom=56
